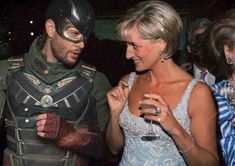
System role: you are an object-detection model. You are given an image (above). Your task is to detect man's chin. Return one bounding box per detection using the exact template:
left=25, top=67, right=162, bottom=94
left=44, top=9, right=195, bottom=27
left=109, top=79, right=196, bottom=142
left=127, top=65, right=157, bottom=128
left=63, top=56, right=81, bottom=68
left=64, top=60, right=77, bottom=68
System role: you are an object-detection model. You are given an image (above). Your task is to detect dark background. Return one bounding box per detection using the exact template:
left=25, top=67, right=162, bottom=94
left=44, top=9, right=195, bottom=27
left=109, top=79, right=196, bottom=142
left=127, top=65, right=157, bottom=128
left=0, top=0, right=234, bottom=54
left=0, top=0, right=234, bottom=85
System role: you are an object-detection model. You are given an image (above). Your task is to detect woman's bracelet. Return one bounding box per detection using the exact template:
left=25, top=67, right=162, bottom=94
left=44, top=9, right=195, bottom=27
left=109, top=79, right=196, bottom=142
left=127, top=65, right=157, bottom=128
left=179, top=138, right=195, bottom=154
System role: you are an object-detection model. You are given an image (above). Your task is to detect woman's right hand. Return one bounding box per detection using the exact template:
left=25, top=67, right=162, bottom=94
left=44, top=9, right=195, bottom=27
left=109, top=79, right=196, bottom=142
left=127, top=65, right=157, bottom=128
left=107, top=80, right=129, bottom=116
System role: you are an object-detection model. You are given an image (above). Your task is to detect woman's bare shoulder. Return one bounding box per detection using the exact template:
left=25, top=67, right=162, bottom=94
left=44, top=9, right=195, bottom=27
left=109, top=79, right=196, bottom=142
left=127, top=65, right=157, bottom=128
left=189, top=81, right=216, bottom=116
left=120, top=72, right=143, bottom=82
left=191, top=81, right=213, bottom=98
left=120, top=75, right=129, bottom=82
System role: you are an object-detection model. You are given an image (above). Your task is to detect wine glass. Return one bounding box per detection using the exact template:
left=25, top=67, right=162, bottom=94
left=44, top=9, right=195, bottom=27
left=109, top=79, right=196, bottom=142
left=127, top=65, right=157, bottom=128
left=141, top=119, right=160, bottom=141
left=140, top=95, right=160, bottom=141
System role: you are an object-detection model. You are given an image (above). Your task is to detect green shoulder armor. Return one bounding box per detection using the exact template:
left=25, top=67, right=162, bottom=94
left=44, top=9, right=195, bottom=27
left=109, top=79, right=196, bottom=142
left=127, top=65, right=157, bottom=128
left=8, top=56, right=24, bottom=69
left=78, top=61, right=96, bottom=83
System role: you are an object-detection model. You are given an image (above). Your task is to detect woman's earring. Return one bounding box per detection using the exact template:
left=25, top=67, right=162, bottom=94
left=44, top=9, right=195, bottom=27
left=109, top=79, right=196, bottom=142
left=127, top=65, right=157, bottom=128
left=160, top=53, right=164, bottom=63
left=226, top=57, right=233, bottom=65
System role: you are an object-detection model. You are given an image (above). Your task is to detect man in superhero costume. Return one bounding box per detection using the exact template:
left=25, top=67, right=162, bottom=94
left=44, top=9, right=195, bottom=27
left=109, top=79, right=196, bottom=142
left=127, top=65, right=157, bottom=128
left=0, top=0, right=112, bottom=165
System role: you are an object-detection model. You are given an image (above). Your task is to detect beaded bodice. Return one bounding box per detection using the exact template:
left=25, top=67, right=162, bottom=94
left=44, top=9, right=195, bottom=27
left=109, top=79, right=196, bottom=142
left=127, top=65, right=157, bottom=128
left=119, top=72, right=198, bottom=166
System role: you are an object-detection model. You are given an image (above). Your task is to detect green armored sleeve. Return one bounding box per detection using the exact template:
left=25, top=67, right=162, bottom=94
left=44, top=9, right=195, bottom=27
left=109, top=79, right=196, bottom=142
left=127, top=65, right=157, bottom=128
left=92, top=71, right=112, bottom=132
left=0, top=59, right=8, bottom=125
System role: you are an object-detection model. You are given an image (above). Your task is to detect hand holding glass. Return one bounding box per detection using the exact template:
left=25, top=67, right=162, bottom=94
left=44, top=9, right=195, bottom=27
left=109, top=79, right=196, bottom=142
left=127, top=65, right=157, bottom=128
left=140, top=96, right=160, bottom=141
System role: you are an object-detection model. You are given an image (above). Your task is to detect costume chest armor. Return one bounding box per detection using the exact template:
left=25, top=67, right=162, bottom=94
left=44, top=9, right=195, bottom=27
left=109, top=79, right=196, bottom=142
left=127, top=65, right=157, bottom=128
left=4, top=66, right=94, bottom=166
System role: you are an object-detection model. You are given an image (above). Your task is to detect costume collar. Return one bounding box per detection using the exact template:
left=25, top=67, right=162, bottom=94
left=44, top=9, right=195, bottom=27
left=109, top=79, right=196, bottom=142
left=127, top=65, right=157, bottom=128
left=24, top=35, right=76, bottom=84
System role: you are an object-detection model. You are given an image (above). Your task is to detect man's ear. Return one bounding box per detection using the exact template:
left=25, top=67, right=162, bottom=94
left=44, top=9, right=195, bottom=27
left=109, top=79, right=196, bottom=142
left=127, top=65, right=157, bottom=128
left=45, top=19, right=56, bottom=38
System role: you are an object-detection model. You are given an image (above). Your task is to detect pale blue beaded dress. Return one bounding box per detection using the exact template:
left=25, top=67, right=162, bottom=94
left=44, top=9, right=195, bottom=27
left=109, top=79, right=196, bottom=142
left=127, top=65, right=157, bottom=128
left=119, top=72, right=198, bottom=166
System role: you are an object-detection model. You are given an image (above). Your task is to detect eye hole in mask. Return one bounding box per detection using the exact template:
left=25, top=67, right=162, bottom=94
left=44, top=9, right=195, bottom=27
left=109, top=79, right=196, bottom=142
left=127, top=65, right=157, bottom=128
left=59, top=18, right=84, bottom=43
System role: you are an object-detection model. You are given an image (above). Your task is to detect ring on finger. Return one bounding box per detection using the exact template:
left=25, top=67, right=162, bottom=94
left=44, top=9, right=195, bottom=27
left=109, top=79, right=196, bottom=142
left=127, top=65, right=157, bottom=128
left=155, top=107, right=161, bottom=115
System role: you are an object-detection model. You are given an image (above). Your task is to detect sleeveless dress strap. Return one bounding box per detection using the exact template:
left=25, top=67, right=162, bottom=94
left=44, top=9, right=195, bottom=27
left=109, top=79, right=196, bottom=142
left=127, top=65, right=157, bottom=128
left=178, top=79, right=198, bottom=110
left=128, top=72, right=136, bottom=90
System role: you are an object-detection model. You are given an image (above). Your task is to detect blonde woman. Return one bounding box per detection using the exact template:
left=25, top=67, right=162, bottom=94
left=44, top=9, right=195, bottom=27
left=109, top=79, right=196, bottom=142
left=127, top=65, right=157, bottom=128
left=106, top=1, right=219, bottom=165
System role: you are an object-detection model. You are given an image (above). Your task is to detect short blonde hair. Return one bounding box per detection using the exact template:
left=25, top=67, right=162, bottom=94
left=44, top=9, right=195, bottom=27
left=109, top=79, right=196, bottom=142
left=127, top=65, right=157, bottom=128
left=116, top=0, right=183, bottom=59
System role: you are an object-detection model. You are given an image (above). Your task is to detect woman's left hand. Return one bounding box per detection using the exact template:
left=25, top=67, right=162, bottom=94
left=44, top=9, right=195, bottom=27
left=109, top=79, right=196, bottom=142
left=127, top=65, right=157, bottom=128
left=139, top=93, right=180, bottom=135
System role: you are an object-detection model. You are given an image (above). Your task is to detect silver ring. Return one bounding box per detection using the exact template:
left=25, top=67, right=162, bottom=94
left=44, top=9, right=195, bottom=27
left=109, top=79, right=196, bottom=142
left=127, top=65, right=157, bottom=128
left=155, top=107, right=161, bottom=115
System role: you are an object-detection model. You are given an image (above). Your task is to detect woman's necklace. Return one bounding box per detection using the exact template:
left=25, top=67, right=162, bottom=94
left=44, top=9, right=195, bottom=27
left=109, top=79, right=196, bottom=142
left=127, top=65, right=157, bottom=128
left=227, top=77, right=235, bottom=104
left=227, top=78, right=235, bottom=126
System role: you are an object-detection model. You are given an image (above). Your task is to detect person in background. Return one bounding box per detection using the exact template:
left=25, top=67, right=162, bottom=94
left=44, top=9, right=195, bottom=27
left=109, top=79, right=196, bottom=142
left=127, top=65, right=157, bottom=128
left=106, top=1, right=219, bottom=165
left=206, top=9, right=235, bottom=166
left=0, top=0, right=111, bottom=165
left=185, top=18, right=216, bottom=85
left=0, top=25, right=11, bottom=60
